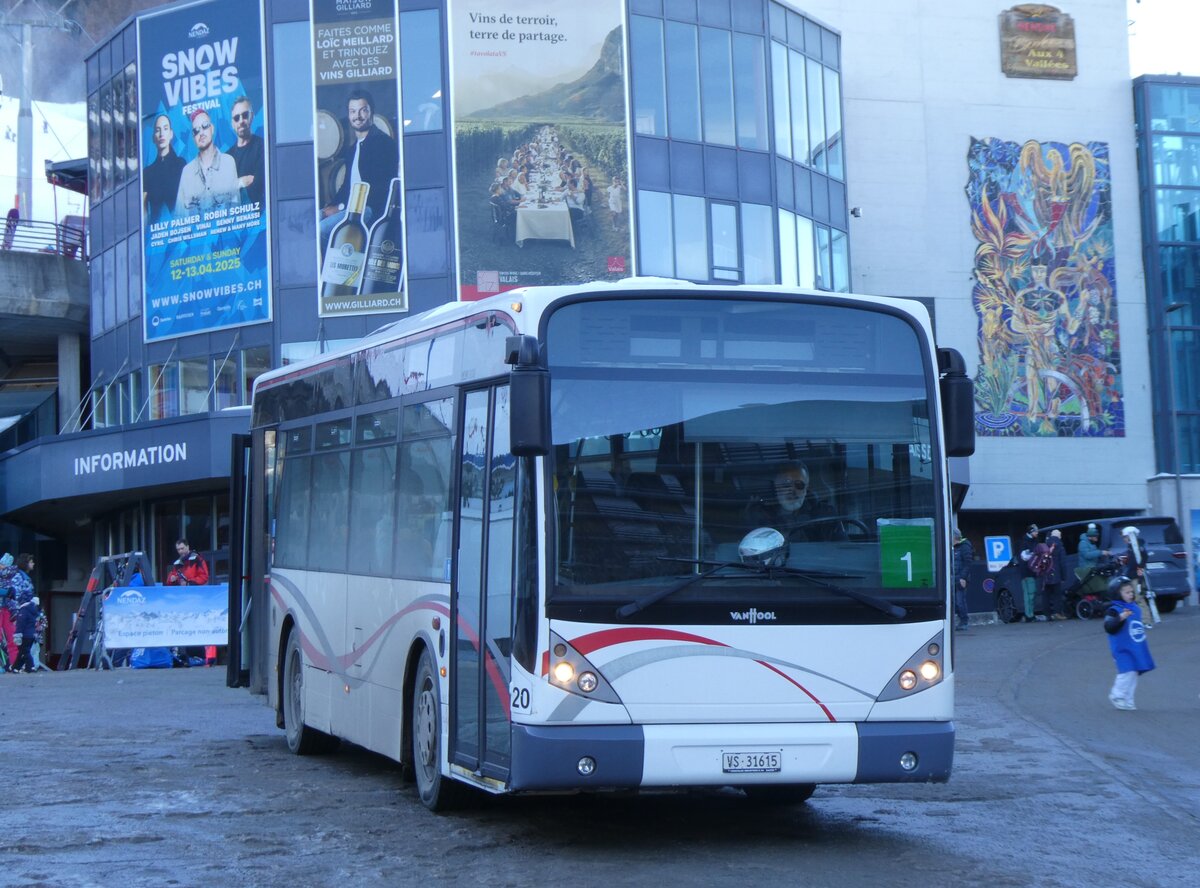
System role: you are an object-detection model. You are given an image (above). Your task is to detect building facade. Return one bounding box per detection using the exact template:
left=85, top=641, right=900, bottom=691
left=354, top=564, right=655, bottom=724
left=1133, top=75, right=1200, bottom=526
left=1, top=0, right=1193, bottom=648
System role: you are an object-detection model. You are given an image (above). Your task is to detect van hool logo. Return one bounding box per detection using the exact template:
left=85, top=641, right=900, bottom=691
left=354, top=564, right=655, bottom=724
left=188, top=22, right=210, bottom=39
left=729, top=607, right=777, bottom=624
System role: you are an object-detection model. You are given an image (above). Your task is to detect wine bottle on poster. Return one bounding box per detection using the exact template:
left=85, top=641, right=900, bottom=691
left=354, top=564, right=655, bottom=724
left=320, top=182, right=369, bottom=297
left=359, top=178, right=404, bottom=296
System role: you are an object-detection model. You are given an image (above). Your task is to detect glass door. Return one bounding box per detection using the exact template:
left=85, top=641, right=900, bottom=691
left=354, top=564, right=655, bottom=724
left=451, top=385, right=514, bottom=779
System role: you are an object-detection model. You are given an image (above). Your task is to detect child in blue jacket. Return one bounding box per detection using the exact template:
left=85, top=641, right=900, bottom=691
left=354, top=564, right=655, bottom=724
left=1104, top=576, right=1155, bottom=710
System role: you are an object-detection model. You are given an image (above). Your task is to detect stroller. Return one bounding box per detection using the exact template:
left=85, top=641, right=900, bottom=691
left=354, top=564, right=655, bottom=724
left=1064, top=560, right=1120, bottom=619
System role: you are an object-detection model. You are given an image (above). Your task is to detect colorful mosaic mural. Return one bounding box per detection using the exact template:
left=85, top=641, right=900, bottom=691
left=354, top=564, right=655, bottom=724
left=967, top=138, right=1124, bottom=437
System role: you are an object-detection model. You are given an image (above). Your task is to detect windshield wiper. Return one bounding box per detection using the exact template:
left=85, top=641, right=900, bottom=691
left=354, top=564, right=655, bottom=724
left=615, top=558, right=904, bottom=619
left=616, top=561, right=746, bottom=618
left=769, top=566, right=907, bottom=619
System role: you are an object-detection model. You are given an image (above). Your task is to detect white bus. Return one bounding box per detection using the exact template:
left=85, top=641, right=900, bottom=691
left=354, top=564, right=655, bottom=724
left=236, top=280, right=974, bottom=810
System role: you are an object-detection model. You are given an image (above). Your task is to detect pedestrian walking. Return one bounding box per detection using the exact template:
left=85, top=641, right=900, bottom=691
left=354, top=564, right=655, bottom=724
left=1104, top=576, right=1155, bottom=710
left=12, top=594, right=43, bottom=673
left=1017, top=524, right=1041, bottom=622
left=952, top=527, right=974, bottom=630
left=1042, top=528, right=1069, bottom=620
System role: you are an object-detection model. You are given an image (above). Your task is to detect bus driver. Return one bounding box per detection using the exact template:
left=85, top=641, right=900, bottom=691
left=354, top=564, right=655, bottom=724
left=748, top=461, right=847, bottom=542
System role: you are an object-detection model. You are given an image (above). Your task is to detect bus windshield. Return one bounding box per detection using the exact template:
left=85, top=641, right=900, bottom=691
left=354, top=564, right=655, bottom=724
left=544, top=297, right=942, bottom=625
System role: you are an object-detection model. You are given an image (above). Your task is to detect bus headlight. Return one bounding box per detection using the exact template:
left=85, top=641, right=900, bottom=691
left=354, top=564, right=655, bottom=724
left=876, top=630, right=946, bottom=701
left=545, top=631, right=622, bottom=703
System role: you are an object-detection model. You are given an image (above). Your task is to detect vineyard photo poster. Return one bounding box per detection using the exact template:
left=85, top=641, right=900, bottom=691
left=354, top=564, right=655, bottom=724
left=450, top=0, right=633, bottom=300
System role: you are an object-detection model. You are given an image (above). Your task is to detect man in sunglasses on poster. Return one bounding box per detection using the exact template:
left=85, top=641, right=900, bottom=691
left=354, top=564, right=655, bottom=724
left=175, top=107, right=241, bottom=216
left=747, top=461, right=848, bottom=543
left=228, top=96, right=265, bottom=208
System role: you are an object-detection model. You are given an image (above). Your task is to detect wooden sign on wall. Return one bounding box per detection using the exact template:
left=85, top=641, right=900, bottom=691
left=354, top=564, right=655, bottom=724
left=1000, top=5, right=1077, bottom=80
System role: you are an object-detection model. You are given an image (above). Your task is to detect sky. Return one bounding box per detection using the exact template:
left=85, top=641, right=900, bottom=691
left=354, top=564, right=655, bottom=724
left=1127, top=0, right=1200, bottom=76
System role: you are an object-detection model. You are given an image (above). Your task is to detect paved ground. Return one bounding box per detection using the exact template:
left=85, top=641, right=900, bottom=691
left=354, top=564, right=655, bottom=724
left=1, top=611, right=1198, bottom=887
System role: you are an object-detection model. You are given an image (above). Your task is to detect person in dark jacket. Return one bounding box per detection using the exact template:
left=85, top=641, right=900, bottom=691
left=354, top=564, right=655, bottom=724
left=1017, top=524, right=1041, bottom=622
left=746, top=462, right=847, bottom=542
left=1041, top=528, right=1069, bottom=620
left=12, top=594, right=42, bottom=673
left=952, top=527, right=974, bottom=631
left=1104, top=576, right=1155, bottom=710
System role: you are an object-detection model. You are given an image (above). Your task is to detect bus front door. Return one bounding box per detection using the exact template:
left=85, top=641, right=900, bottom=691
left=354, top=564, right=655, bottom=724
left=451, top=385, right=514, bottom=782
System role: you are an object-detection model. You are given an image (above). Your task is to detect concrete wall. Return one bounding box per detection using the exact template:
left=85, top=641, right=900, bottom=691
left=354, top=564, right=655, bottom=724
left=0, top=249, right=89, bottom=327
left=796, top=0, right=1152, bottom=513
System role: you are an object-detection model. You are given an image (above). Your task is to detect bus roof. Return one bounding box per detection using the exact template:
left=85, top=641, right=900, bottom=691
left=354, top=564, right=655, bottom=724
left=252, top=280, right=934, bottom=396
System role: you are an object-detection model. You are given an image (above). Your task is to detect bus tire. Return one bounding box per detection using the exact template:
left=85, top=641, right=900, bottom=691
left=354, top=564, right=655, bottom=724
left=412, top=648, right=468, bottom=811
left=282, top=631, right=340, bottom=756
left=742, top=783, right=817, bottom=805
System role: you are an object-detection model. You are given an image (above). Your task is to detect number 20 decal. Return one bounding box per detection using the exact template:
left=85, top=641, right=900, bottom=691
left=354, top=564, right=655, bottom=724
left=510, top=684, right=531, bottom=713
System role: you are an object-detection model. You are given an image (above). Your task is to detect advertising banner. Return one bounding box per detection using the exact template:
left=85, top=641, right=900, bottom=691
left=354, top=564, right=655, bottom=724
left=449, top=0, right=633, bottom=300
left=312, top=0, right=407, bottom=317
left=138, top=0, right=271, bottom=341
left=104, top=584, right=229, bottom=648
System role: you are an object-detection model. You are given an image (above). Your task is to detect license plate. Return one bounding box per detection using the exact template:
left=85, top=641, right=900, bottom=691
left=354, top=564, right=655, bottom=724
left=1146, top=562, right=1166, bottom=570
left=722, top=751, right=781, bottom=773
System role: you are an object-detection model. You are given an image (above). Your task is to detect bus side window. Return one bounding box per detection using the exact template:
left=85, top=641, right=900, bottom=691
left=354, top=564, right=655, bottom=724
left=275, top=455, right=312, bottom=569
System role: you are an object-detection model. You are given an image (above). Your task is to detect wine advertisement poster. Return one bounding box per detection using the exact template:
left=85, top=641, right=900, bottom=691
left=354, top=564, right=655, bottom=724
left=312, top=0, right=408, bottom=317
left=138, top=0, right=272, bottom=342
left=449, top=0, right=633, bottom=300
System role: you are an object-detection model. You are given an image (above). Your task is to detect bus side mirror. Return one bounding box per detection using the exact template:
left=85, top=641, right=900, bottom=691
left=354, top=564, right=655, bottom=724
left=937, top=347, right=976, bottom=458
left=507, top=335, right=550, bottom=457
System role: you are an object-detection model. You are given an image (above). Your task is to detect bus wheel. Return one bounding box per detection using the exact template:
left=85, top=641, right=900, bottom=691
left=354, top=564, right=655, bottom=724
left=742, top=784, right=817, bottom=805
left=412, top=649, right=468, bottom=811
left=283, top=631, right=339, bottom=755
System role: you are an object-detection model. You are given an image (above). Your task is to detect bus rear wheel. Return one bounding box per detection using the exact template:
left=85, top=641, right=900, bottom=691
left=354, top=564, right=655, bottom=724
left=412, top=648, right=468, bottom=811
left=282, top=631, right=339, bottom=755
left=742, top=784, right=817, bottom=805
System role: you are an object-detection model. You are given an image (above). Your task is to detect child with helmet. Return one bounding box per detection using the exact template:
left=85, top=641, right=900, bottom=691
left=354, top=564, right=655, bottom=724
left=1103, top=575, right=1156, bottom=710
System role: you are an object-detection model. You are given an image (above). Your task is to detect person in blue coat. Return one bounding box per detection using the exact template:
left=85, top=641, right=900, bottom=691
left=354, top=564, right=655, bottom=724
left=12, top=594, right=42, bottom=673
left=1103, top=576, right=1155, bottom=710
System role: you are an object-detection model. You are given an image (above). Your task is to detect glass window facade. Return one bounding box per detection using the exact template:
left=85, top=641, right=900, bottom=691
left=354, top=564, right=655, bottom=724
left=271, top=22, right=314, bottom=144
left=631, top=1, right=848, bottom=288
left=400, top=10, right=445, bottom=133
left=1136, top=78, right=1200, bottom=473
left=80, top=0, right=853, bottom=447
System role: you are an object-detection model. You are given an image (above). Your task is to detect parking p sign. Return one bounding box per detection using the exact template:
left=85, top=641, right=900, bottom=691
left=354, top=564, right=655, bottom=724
left=984, top=535, right=1012, bottom=572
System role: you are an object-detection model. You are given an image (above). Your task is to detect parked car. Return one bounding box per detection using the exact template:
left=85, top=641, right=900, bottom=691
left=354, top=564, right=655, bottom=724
left=992, top=515, right=1191, bottom=622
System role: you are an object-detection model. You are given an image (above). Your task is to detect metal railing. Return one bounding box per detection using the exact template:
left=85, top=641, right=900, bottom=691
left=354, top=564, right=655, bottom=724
left=0, top=217, right=87, bottom=261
